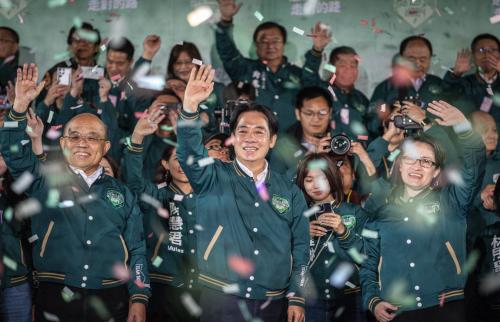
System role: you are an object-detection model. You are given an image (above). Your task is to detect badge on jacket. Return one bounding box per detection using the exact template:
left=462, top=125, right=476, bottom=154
left=106, top=189, right=125, bottom=208
left=342, top=215, right=356, bottom=230
left=272, top=195, right=290, bottom=214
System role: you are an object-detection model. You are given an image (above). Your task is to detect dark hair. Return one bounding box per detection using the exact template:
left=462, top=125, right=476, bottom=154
left=329, top=46, right=357, bottom=65
left=390, top=135, right=445, bottom=190
left=155, top=138, right=178, bottom=184
left=253, top=22, right=287, bottom=43
left=166, top=42, right=202, bottom=79
left=399, top=35, right=433, bottom=56
left=296, top=153, right=344, bottom=206
left=0, top=26, right=19, bottom=43
left=156, top=88, right=182, bottom=102
left=229, top=102, right=279, bottom=137
left=66, top=22, right=101, bottom=45
left=295, top=86, right=333, bottom=110
left=471, top=33, right=500, bottom=52
left=222, top=82, right=257, bottom=103
left=329, top=153, right=355, bottom=172
left=494, top=179, right=500, bottom=215
left=107, top=37, right=135, bottom=61
left=102, top=155, right=120, bottom=179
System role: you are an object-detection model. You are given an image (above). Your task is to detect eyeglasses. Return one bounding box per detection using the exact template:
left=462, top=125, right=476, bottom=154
left=476, top=47, right=499, bottom=55
left=256, top=39, right=283, bottom=48
left=0, top=38, right=15, bottom=44
left=173, top=60, right=194, bottom=67
left=206, top=144, right=229, bottom=152
left=300, top=110, right=330, bottom=119
left=401, top=156, right=437, bottom=168
left=63, top=134, right=107, bottom=144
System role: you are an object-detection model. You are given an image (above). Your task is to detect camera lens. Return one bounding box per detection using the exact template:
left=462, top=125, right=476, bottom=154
left=330, top=134, right=351, bottom=155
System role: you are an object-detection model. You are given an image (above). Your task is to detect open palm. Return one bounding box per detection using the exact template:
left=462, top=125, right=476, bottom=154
left=15, top=64, right=45, bottom=111
left=183, top=65, right=215, bottom=112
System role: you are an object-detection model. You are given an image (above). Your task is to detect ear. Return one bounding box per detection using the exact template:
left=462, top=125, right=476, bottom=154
left=433, top=168, right=441, bottom=179
left=161, top=159, right=170, bottom=171
left=103, top=141, right=111, bottom=155
left=295, top=108, right=301, bottom=121
left=269, top=134, right=278, bottom=149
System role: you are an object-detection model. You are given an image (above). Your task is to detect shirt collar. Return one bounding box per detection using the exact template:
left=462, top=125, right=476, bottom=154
left=69, top=165, right=103, bottom=188
left=411, top=75, right=426, bottom=91
left=479, top=72, right=498, bottom=85
left=236, top=158, right=268, bottom=184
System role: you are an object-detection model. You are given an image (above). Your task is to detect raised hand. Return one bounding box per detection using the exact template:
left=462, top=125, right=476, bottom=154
left=70, top=67, right=84, bottom=98
left=142, top=35, right=161, bottom=60
left=183, top=64, right=215, bottom=113
left=13, top=63, right=46, bottom=113
left=131, top=105, right=165, bottom=144
left=453, top=49, right=471, bottom=76
left=44, top=78, right=69, bottom=107
left=427, top=100, right=467, bottom=127
left=218, top=0, right=242, bottom=22
left=310, top=22, right=332, bottom=52
left=26, top=108, right=44, bottom=141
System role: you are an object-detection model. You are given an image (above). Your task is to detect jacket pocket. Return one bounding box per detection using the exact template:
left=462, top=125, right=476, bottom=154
left=445, top=241, right=462, bottom=274
left=119, top=235, right=129, bottom=265
left=203, top=225, right=223, bottom=261
left=40, top=221, right=54, bottom=258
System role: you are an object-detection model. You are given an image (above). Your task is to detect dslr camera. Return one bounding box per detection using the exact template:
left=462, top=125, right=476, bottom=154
left=330, top=134, right=351, bottom=155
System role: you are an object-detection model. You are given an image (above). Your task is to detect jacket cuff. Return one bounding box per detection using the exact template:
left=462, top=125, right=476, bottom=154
left=368, top=296, right=383, bottom=313
left=8, top=109, right=27, bottom=122
left=126, top=141, right=144, bottom=154
left=180, top=109, right=200, bottom=121
left=130, top=293, right=149, bottom=304
left=337, top=227, right=352, bottom=241
left=288, top=296, right=305, bottom=308
left=310, top=48, right=323, bottom=57
left=453, top=120, right=472, bottom=135
left=217, top=19, right=233, bottom=28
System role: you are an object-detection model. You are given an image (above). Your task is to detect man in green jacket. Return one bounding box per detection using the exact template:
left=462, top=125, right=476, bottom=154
left=176, top=64, right=310, bottom=322
left=215, top=0, right=331, bottom=132
left=1, top=64, right=150, bottom=322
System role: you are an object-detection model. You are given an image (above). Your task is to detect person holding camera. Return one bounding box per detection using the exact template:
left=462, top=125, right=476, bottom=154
left=177, top=64, right=309, bottom=322
left=295, top=153, right=371, bottom=322
left=360, top=101, right=486, bottom=322
left=215, top=0, right=331, bottom=132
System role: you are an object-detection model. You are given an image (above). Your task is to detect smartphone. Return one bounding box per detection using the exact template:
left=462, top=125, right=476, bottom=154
left=56, top=67, right=72, bottom=86
left=81, top=66, right=105, bottom=80
left=318, top=203, right=334, bottom=231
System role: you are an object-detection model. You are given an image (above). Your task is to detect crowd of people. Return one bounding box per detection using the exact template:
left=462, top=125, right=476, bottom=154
left=0, top=1, right=499, bottom=322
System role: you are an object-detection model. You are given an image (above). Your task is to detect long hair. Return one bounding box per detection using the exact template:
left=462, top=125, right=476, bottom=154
left=166, top=42, right=202, bottom=80
left=154, top=139, right=177, bottom=184
left=295, top=153, right=344, bottom=206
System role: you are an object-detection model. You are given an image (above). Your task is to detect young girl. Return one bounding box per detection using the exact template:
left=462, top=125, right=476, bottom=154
left=296, top=153, right=370, bottom=322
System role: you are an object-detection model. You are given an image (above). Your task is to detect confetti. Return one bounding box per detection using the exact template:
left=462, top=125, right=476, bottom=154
left=444, top=7, right=454, bottom=15
left=47, top=110, right=55, bottom=124
left=198, top=157, right=214, bottom=168
left=380, top=104, right=386, bottom=113
left=445, top=168, right=464, bottom=187
left=46, top=189, right=60, bottom=207
left=260, top=298, right=272, bottom=310
left=323, top=63, right=336, bottom=73
left=192, top=58, right=203, bottom=66
left=490, top=14, right=500, bottom=24
left=361, top=229, right=379, bottom=239
left=254, top=11, right=264, bottom=21
left=345, top=281, right=356, bottom=288
left=256, top=181, right=270, bottom=201
left=181, top=292, right=202, bottom=317
left=157, top=207, right=169, bottom=219
left=3, top=255, right=17, bottom=270
left=77, top=29, right=99, bottom=43
left=140, top=193, right=162, bottom=209
left=3, top=121, right=18, bottom=128
left=327, top=241, right=335, bottom=253
left=307, top=159, right=327, bottom=170
left=187, top=5, right=213, bottom=27
left=70, top=104, right=84, bottom=110
left=0, top=0, right=12, bottom=9
left=43, top=312, right=60, bottom=322
left=152, top=256, right=163, bottom=268
left=11, top=171, right=34, bottom=194
left=89, top=296, right=110, bottom=320
left=462, top=249, right=480, bottom=274
left=174, top=194, right=184, bottom=202
left=61, top=286, right=75, bottom=303
left=222, top=283, right=240, bottom=294
left=293, top=150, right=303, bottom=158
left=357, top=135, right=369, bottom=141
left=186, top=156, right=195, bottom=166
left=3, top=208, right=13, bottom=222
left=327, top=86, right=338, bottom=102
left=334, top=306, right=345, bottom=318
left=387, top=149, right=400, bottom=162
left=228, top=255, right=254, bottom=277
left=17, top=14, right=23, bottom=24
left=16, top=198, right=41, bottom=219
left=112, top=263, right=130, bottom=280
left=28, top=234, right=39, bottom=243
left=135, top=75, right=165, bottom=91
left=303, top=205, right=320, bottom=218
left=58, top=200, right=75, bottom=208
left=347, top=247, right=365, bottom=264
left=329, top=262, right=354, bottom=288
left=303, top=0, right=318, bottom=15
left=293, top=27, right=305, bottom=36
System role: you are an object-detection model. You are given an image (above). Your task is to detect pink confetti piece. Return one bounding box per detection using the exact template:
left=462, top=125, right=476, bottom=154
left=112, top=263, right=130, bottom=281
left=357, top=135, right=368, bottom=141
left=228, top=255, right=254, bottom=277
left=134, top=279, right=146, bottom=289
left=490, top=14, right=500, bottom=24
left=329, top=73, right=337, bottom=85
left=256, top=181, right=270, bottom=201
left=360, top=19, right=368, bottom=26
left=331, top=120, right=336, bottom=130
left=371, top=19, right=376, bottom=27
left=108, top=95, right=117, bottom=107
left=46, top=128, right=62, bottom=140
left=157, top=207, right=169, bottom=219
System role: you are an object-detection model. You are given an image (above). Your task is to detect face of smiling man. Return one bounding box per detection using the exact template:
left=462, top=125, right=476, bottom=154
left=60, top=113, right=111, bottom=175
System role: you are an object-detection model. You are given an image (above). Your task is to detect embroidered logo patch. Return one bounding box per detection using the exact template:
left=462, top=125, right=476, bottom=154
left=342, top=215, right=356, bottom=230
left=106, top=189, right=124, bottom=208
left=272, top=195, right=290, bottom=214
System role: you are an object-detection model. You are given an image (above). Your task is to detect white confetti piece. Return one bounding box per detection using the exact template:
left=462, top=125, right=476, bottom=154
left=181, top=292, right=202, bottom=317
left=135, top=75, right=165, bottom=91
left=3, top=121, right=18, bottom=128
left=327, top=241, right=335, bottom=253
left=490, top=14, right=500, bottom=24
left=47, top=110, right=54, bottom=124
left=3, top=255, right=17, bottom=270
left=21, top=139, right=30, bottom=146
left=192, top=58, right=203, bottom=66
left=345, top=281, right=356, bottom=288
left=16, top=198, right=41, bottom=218
left=303, top=205, right=320, bottom=218
left=254, top=11, right=264, bottom=21
left=329, top=262, right=354, bottom=288
left=43, top=312, right=60, bottom=322
left=46, top=189, right=60, bottom=208
left=380, top=104, right=386, bottom=113
left=222, top=283, right=240, bottom=294
left=186, top=156, right=195, bottom=166
left=361, top=229, right=379, bottom=239
left=293, top=150, right=303, bottom=158
left=58, top=200, right=75, bottom=208
left=446, top=168, right=464, bottom=187
left=61, top=286, right=74, bottom=302
left=140, top=193, right=162, bottom=209
left=293, top=26, right=305, bottom=36
left=187, top=5, right=213, bottom=27
left=11, top=171, right=34, bottom=194
left=387, top=149, right=400, bottom=162
left=70, top=104, right=84, bottom=110
left=198, top=157, right=214, bottom=168
left=347, top=247, right=365, bottom=264
left=157, top=182, right=168, bottom=189
left=194, top=224, right=204, bottom=231
left=323, top=63, right=336, bottom=73
left=152, top=256, right=163, bottom=268
left=307, top=159, right=327, bottom=170
left=28, top=234, right=39, bottom=243
left=174, top=194, right=184, bottom=202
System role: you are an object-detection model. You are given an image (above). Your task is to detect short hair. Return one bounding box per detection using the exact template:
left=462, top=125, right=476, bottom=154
left=0, top=26, right=19, bottom=43
left=166, top=42, right=202, bottom=79
left=253, top=22, right=287, bottom=43
left=399, top=35, right=433, bottom=56
left=329, top=46, right=357, bottom=65
left=67, top=22, right=101, bottom=45
left=295, top=153, right=344, bottom=206
left=221, top=82, right=257, bottom=103
left=64, top=113, right=108, bottom=140
left=471, top=33, right=500, bottom=52
left=295, top=86, right=333, bottom=110
left=229, top=102, right=279, bottom=137
left=156, top=88, right=182, bottom=102
left=107, top=37, right=135, bottom=61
